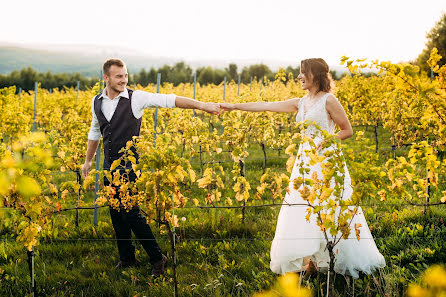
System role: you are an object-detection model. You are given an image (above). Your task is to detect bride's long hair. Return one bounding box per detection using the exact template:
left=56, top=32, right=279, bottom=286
left=300, top=58, right=335, bottom=93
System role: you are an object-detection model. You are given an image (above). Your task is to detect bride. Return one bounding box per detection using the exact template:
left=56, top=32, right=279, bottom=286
left=219, top=58, right=386, bottom=278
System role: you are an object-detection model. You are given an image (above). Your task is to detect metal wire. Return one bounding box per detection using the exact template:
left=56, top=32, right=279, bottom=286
left=0, top=234, right=444, bottom=242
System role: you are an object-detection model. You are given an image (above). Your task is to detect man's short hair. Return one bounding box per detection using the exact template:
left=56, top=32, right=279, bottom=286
left=103, top=58, right=126, bottom=75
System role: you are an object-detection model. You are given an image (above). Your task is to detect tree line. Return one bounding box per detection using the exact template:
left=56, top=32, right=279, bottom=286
left=0, top=62, right=344, bottom=93
left=131, top=62, right=324, bottom=86
left=0, top=67, right=99, bottom=93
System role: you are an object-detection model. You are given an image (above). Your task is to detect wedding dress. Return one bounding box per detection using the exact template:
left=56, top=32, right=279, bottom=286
left=269, top=93, right=386, bottom=278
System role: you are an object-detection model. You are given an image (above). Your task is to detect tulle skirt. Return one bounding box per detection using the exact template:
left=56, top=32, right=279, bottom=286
left=270, top=139, right=386, bottom=278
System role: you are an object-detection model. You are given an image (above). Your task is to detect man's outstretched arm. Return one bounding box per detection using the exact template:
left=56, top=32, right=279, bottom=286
left=135, top=91, right=220, bottom=115
left=174, top=96, right=220, bottom=115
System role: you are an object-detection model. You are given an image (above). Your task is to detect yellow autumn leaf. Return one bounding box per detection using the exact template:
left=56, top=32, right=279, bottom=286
left=57, top=150, right=66, bottom=159
left=61, top=189, right=69, bottom=200
left=253, top=273, right=311, bottom=297
left=225, top=197, right=233, bottom=206
left=175, top=165, right=185, bottom=181
left=285, top=143, right=296, bottom=155
left=293, top=177, right=303, bottom=190
left=189, top=169, right=196, bottom=183
left=355, top=223, right=362, bottom=241
left=308, top=151, right=323, bottom=165
left=16, top=176, right=41, bottom=198
left=167, top=173, right=177, bottom=183
left=110, top=159, right=121, bottom=171
left=197, top=175, right=212, bottom=188
left=0, top=172, right=10, bottom=195
left=286, top=156, right=296, bottom=172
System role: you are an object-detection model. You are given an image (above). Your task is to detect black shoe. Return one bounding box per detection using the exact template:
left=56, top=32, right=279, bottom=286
left=151, top=254, right=168, bottom=277
left=115, top=259, right=140, bottom=269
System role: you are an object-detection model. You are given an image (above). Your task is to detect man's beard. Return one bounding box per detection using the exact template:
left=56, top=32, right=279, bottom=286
left=110, top=83, right=125, bottom=93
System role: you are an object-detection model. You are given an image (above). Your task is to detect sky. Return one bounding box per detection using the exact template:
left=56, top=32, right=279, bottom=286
left=0, top=0, right=445, bottom=66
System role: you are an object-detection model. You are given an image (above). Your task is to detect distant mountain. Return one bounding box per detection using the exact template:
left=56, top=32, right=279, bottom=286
left=0, top=42, right=348, bottom=76
left=0, top=43, right=178, bottom=77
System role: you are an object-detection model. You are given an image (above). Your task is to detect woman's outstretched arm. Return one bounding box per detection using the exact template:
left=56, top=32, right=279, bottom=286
left=220, top=97, right=300, bottom=113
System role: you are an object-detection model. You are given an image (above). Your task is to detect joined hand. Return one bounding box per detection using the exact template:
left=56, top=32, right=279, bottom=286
left=201, top=102, right=221, bottom=115
left=219, top=103, right=235, bottom=112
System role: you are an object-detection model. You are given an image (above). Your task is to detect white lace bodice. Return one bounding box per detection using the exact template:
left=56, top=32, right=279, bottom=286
left=296, top=92, right=336, bottom=137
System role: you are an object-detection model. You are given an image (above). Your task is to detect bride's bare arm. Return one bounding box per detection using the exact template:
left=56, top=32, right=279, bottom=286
left=326, top=95, right=353, bottom=140
left=220, top=98, right=300, bottom=113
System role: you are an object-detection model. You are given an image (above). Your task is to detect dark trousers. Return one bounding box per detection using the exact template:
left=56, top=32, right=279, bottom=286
left=104, top=165, right=163, bottom=264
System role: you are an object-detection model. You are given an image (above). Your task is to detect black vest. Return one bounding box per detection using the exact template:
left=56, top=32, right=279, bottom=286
left=94, top=89, right=141, bottom=169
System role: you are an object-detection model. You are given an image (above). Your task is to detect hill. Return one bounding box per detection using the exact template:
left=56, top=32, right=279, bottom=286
left=0, top=42, right=349, bottom=77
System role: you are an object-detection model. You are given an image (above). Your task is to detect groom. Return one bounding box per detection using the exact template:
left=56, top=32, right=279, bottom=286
left=82, top=58, right=220, bottom=277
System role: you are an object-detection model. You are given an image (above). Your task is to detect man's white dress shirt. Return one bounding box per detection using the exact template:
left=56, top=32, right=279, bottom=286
left=88, top=88, right=176, bottom=140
